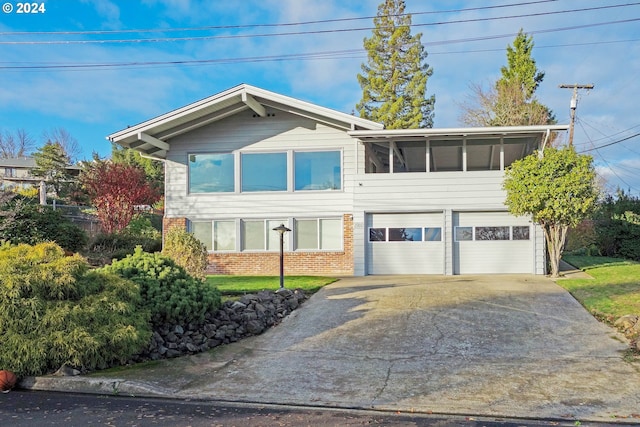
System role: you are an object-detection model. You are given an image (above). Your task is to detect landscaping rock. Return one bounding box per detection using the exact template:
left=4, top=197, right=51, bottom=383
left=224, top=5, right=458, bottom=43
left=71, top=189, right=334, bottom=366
left=614, top=315, right=639, bottom=331
left=131, top=288, right=308, bottom=363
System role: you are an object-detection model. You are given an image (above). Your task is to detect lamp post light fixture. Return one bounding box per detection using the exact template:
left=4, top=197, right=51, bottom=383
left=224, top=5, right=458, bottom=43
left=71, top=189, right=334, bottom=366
left=272, top=223, right=291, bottom=291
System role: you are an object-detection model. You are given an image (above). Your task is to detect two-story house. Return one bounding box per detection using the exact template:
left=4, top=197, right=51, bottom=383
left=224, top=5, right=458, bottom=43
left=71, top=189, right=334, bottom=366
left=108, top=84, right=568, bottom=276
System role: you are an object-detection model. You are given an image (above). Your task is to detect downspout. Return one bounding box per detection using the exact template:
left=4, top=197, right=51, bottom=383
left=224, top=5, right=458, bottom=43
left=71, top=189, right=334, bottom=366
left=538, top=129, right=551, bottom=159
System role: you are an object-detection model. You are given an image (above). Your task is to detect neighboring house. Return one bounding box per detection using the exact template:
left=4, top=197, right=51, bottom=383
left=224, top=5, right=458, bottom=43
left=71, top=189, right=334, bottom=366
left=0, top=156, right=80, bottom=192
left=0, top=157, right=42, bottom=190
left=108, top=84, right=568, bottom=276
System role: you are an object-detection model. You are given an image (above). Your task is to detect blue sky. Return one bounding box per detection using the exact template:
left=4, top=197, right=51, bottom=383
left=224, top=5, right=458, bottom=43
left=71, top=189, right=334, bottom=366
left=1, top=0, right=639, bottom=195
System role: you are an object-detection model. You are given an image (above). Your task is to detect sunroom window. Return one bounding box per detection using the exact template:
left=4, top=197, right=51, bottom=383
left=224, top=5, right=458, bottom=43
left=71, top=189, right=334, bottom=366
left=466, top=139, right=501, bottom=171
left=430, top=140, right=463, bottom=172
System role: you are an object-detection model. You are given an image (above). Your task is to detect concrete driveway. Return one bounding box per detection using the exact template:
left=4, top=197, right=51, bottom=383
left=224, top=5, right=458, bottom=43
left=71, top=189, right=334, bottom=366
left=28, top=275, right=640, bottom=422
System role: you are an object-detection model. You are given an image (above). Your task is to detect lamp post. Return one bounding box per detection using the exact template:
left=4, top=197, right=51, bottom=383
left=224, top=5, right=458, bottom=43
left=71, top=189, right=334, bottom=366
left=272, top=223, right=291, bottom=291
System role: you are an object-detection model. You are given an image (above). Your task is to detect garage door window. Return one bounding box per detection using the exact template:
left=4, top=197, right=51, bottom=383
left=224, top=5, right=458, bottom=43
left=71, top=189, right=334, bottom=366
left=475, top=226, right=510, bottom=240
left=389, top=227, right=422, bottom=241
left=512, top=226, right=530, bottom=240
left=424, top=227, right=442, bottom=241
left=455, top=227, right=473, bottom=241
left=369, top=228, right=386, bottom=241
left=369, top=227, right=442, bottom=242
left=456, top=225, right=531, bottom=241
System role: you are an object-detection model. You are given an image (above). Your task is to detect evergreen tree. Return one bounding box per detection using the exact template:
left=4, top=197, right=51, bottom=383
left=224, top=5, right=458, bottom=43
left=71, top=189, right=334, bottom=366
left=31, top=141, right=72, bottom=198
left=460, top=29, right=554, bottom=127
left=357, top=0, right=435, bottom=129
left=498, top=29, right=545, bottom=99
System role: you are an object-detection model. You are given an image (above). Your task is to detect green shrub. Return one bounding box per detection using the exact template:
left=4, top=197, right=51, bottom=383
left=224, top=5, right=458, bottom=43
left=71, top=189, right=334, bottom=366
left=86, top=231, right=162, bottom=265
left=100, top=247, right=221, bottom=326
left=0, top=197, right=87, bottom=252
left=162, top=227, right=208, bottom=280
left=125, top=214, right=162, bottom=240
left=0, top=242, right=151, bottom=377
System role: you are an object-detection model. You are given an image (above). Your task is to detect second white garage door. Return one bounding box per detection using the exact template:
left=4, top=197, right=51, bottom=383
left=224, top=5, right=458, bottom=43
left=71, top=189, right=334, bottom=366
left=453, top=211, right=534, bottom=274
left=366, top=212, right=444, bottom=275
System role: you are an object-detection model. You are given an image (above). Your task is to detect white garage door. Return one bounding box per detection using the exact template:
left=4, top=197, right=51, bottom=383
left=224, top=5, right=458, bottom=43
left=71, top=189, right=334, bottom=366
left=366, top=212, right=444, bottom=275
left=453, top=211, right=534, bottom=274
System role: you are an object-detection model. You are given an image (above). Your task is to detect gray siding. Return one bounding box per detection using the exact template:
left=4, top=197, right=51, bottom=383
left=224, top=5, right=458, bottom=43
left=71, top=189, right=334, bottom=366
left=164, top=109, right=356, bottom=219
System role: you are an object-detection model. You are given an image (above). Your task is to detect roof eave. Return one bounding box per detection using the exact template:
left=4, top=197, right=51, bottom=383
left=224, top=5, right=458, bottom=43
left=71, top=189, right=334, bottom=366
left=348, top=124, right=570, bottom=139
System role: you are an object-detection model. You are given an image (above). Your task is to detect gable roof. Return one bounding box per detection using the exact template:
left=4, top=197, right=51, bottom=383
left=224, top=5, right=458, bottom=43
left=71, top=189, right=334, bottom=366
left=107, top=84, right=383, bottom=159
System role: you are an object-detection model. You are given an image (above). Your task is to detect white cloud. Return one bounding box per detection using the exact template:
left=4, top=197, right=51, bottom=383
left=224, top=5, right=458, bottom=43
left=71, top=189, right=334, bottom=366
left=80, top=0, right=122, bottom=29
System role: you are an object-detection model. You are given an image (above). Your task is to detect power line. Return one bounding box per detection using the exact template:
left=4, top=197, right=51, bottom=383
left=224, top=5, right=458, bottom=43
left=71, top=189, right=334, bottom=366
left=577, top=121, right=637, bottom=192
left=577, top=131, right=640, bottom=153
left=2, top=4, right=639, bottom=45
left=2, top=33, right=639, bottom=72
left=0, top=0, right=561, bottom=36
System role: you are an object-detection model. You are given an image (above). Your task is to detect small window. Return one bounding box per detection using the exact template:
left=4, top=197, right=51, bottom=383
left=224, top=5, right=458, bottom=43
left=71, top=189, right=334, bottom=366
left=214, top=220, right=236, bottom=251
left=242, top=220, right=265, bottom=250
left=475, top=226, right=510, bottom=241
left=190, top=221, right=212, bottom=251
left=424, top=227, right=442, bottom=241
left=295, top=218, right=342, bottom=250
left=369, top=228, right=386, bottom=242
left=513, top=226, right=530, bottom=240
left=242, top=219, right=289, bottom=251
left=189, top=153, right=235, bottom=193
left=455, top=227, right=473, bottom=241
left=241, top=152, right=287, bottom=192
left=294, top=151, right=341, bottom=190
left=389, top=227, right=422, bottom=242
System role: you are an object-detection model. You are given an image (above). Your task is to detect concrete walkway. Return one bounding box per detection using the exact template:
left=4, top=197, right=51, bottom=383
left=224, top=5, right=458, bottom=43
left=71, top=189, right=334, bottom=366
left=24, top=275, right=640, bottom=423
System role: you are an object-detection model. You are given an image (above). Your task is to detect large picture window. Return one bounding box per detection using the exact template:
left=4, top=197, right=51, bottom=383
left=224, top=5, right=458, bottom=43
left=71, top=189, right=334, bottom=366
left=295, top=218, right=342, bottom=250
left=189, top=153, right=234, bottom=193
left=294, top=151, right=341, bottom=191
left=241, top=152, right=287, bottom=192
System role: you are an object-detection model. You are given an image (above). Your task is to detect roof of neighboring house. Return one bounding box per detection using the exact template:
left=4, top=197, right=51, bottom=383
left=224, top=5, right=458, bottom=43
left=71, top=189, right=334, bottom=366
left=0, top=157, right=37, bottom=168
left=107, top=83, right=384, bottom=159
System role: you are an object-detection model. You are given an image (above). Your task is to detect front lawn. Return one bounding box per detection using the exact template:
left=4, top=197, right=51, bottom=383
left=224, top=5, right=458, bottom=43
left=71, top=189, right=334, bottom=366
left=206, top=275, right=337, bottom=296
left=559, top=255, right=640, bottom=320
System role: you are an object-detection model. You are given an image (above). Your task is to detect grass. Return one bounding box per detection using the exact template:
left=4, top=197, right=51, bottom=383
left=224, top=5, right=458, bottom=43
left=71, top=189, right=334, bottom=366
left=206, top=275, right=337, bottom=296
left=559, top=255, right=640, bottom=320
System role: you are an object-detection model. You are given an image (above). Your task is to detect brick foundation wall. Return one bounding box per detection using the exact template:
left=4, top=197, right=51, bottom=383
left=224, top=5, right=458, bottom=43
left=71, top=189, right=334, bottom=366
left=163, top=217, right=187, bottom=233
left=207, top=214, right=354, bottom=276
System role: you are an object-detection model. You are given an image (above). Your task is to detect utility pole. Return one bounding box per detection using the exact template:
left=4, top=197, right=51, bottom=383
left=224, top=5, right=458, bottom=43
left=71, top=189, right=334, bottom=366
left=559, top=83, right=594, bottom=147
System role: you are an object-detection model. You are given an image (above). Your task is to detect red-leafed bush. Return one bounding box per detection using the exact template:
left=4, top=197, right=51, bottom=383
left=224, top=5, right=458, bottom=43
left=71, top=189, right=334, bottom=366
left=81, top=162, right=160, bottom=234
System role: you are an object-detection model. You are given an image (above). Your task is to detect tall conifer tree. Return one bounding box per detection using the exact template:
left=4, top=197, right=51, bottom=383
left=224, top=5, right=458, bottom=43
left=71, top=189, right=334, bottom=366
left=460, top=29, right=554, bottom=127
left=357, top=0, right=435, bottom=129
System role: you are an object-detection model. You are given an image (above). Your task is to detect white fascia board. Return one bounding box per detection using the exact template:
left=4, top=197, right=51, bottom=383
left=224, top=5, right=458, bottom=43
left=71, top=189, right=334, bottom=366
left=106, top=83, right=383, bottom=144
left=349, top=124, right=570, bottom=139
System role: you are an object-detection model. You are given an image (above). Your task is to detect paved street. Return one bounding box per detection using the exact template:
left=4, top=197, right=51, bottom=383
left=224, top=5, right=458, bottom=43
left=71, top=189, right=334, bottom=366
left=0, top=390, right=622, bottom=426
